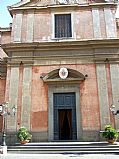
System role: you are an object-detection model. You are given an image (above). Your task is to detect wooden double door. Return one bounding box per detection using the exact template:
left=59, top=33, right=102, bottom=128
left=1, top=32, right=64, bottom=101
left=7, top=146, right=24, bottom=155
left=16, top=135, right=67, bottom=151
left=53, top=93, right=77, bottom=140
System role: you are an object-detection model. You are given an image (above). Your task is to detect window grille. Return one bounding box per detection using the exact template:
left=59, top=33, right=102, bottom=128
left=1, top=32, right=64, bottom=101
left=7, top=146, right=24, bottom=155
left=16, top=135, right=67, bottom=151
left=55, top=14, right=72, bottom=38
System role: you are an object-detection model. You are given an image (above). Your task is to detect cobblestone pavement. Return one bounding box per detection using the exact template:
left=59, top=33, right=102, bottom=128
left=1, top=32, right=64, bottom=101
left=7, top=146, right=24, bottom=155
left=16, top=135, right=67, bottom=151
left=0, top=154, right=119, bottom=159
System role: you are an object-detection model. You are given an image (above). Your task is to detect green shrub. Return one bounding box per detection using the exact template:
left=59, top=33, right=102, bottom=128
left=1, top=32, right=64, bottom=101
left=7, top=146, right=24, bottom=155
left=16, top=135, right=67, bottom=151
left=17, top=127, right=32, bottom=142
left=102, top=125, right=118, bottom=140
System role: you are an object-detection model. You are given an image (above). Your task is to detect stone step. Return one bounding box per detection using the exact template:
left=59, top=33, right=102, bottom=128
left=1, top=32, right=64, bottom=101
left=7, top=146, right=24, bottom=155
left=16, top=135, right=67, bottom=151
left=7, top=142, right=119, bottom=154
left=8, top=141, right=119, bottom=146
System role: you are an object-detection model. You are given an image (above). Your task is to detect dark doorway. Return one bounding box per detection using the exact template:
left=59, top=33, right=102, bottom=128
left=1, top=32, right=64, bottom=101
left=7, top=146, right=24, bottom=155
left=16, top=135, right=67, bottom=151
left=53, top=92, right=77, bottom=140
left=58, top=109, right=72, bottom=140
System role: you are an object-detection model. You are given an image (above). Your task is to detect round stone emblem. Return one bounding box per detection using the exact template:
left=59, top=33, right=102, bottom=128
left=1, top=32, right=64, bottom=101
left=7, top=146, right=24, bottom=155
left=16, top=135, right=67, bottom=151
left=59, top=67, right=68, bottom=79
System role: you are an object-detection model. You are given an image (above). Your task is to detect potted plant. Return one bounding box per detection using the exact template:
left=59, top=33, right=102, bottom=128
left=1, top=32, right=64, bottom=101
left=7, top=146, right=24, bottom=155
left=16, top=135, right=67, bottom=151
left=102, top=124, right=118, bottom=144
left=17, top=127, right=32, bottom=144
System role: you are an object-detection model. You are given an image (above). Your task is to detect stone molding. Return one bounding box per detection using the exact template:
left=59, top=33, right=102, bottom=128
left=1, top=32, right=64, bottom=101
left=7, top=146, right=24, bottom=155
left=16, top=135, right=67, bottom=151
left=2, top=38, right=119, bottom=51
left=2, top=39, right=119, bottom=65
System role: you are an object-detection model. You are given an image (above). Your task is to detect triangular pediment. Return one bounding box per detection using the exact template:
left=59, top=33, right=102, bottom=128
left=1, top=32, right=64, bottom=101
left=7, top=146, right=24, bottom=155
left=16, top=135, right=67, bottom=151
left=23, top=0, right=55, bottom=7
left=23, top=0, right=90, bottom=7
left=9, top=0, right=115, bottom=9
left=9, top=0, right=87, bottom=8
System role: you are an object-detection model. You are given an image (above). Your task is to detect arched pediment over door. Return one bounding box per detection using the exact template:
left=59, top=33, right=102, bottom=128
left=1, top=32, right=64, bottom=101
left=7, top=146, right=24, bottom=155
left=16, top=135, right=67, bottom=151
left=42, top=68, right=86, bottom=83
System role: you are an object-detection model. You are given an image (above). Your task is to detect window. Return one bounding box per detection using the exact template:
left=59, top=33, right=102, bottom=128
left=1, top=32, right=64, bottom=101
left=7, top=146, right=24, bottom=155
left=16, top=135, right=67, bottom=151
left=55, top=14, right=72, bottom=38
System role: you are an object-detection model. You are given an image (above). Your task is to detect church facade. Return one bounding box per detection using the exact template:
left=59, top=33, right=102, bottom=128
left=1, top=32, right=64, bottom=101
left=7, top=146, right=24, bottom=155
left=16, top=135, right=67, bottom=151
left=0, top=0, right=119, bottom=144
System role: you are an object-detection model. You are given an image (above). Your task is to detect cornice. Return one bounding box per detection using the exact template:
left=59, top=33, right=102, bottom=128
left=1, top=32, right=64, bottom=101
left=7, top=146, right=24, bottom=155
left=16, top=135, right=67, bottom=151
left=2, top=38, right=119, bottom=52
left=1, top=38, right=119, bottom=65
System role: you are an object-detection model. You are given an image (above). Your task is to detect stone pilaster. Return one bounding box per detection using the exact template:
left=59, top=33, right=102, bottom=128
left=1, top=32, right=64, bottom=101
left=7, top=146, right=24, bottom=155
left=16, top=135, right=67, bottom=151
left=13, top=13, right=23, bottom=42
left=104, top=8, right=117, bottom=38
left=7, top=67, right=19, bottom=131
left=96, top=64, right=110, bottom=129
left=110, top=64, right=119, bottom=129
left=21, top=67, right=32, bottom=130
left=92, top=8, right=101, bottom=38
left=26, top=11, right=34, bottom=42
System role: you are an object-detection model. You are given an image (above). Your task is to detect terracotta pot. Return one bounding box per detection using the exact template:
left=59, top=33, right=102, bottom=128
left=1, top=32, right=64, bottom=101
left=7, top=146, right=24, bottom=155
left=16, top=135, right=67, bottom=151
left=107, top=139, right=117, bottom=144
left=20, top=140, right=29, bottom=144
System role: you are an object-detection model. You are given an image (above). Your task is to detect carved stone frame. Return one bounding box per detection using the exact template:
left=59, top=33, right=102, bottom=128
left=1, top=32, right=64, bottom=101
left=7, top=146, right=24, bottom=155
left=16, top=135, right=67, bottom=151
left=48, top=83, right=82, bottom=141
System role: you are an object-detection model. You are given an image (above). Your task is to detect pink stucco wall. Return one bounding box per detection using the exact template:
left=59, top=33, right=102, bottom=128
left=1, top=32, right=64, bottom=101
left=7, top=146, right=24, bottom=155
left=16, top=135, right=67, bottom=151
left=74, top=9, right=93, bottom=39
left=29, top=64, right=100, bottom=131
left=34, top=11, right=51, bottom=42
left=0, top=79, right=6, bottom=131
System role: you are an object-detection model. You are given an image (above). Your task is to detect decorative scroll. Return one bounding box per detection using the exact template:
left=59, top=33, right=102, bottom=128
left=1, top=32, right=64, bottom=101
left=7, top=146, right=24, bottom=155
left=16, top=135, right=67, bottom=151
left=55, top=0, right=87, bottom=4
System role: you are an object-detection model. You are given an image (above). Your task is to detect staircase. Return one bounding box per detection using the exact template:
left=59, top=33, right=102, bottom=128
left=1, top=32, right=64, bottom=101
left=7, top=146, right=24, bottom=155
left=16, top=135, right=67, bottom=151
left=7, top=142, right=119, bottom=154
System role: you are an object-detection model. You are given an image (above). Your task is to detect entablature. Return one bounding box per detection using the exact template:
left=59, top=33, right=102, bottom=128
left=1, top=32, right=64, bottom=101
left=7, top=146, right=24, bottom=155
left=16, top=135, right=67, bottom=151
left=2, top=39, right=119, bottom=65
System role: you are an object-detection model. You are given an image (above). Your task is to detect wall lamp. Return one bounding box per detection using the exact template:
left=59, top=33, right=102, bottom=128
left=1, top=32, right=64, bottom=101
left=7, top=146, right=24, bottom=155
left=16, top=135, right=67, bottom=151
left=0, top=102, right=16, bottom=146
left=110, top=104, right=119, bottom=115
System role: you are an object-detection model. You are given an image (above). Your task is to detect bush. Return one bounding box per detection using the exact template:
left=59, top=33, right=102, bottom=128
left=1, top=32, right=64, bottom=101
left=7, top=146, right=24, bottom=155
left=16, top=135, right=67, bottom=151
left=17, top=127, right=32, bottom=142
left=102, top=125, right=118, bottom=140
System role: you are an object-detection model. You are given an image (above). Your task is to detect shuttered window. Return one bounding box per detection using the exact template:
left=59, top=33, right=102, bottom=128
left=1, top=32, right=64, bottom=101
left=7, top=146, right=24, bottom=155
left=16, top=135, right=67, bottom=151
left=55, top=14, right=72, bottom=38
